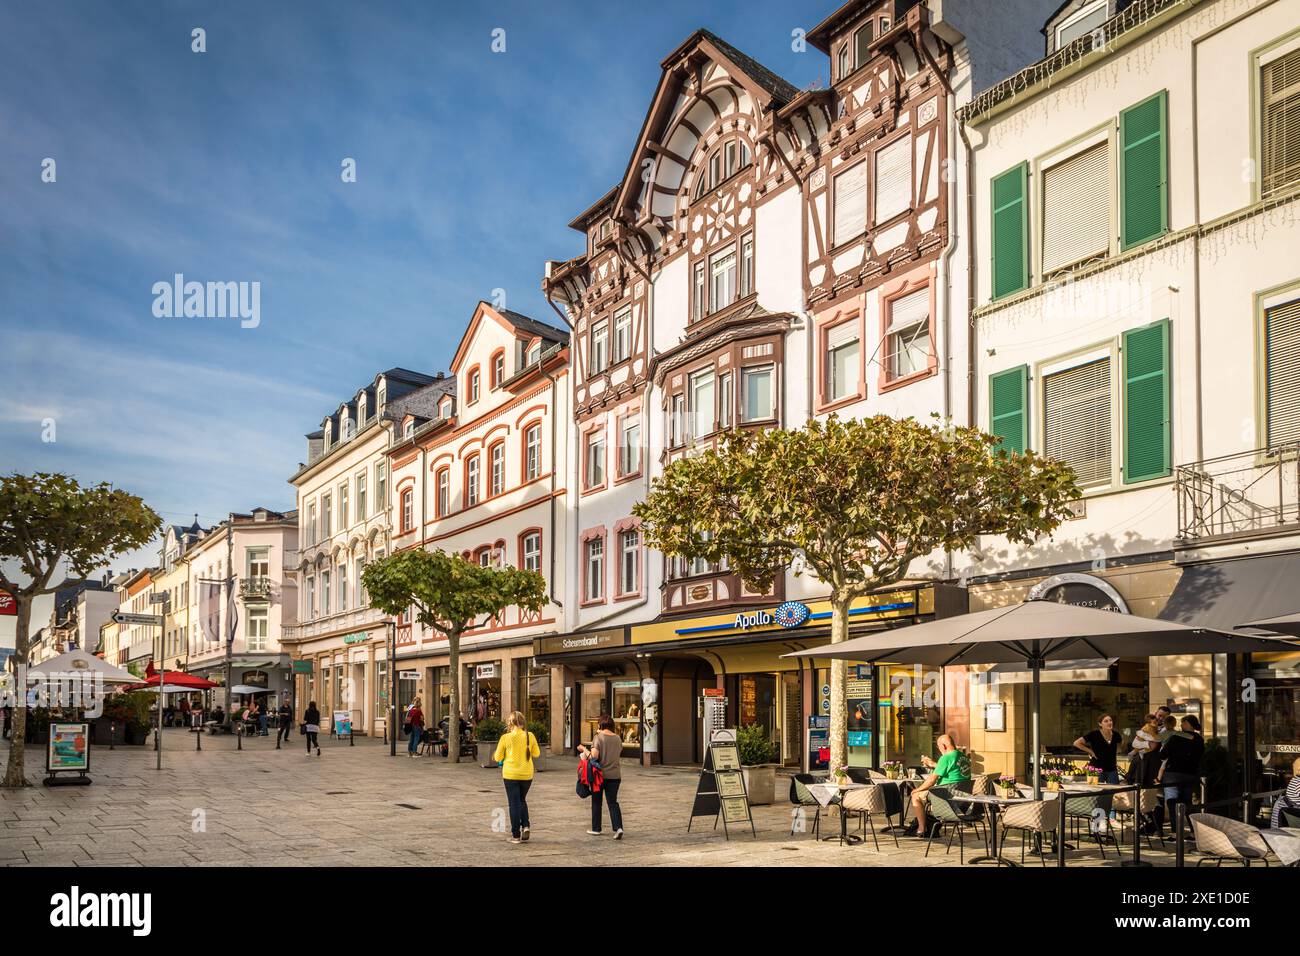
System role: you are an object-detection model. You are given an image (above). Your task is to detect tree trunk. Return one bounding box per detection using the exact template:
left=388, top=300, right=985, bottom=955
left=3, top=595, right=31, bottom=788
left=826, top=593, right=851, bottom=775
left=446, top=628, right=461, bottom=764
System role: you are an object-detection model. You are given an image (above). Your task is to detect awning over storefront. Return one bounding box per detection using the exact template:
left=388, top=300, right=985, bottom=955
left=1161, top=552, right=1300, bottom=631
left=988, top=658, right=1118, bottom=684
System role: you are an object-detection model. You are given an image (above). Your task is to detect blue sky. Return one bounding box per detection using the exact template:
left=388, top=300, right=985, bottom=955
left=0, top=0, right=828, bottom=574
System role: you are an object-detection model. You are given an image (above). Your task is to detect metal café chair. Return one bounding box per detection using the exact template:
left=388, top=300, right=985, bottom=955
left=1000, top=799, right=1061, bottom=867
left=790, top=774, right=824, bottom=839
left=1190, top=813, right=1274, bottom=867
left=925, top=787, right=987, bottom=864
left=840, top=784, right=898, bottom=851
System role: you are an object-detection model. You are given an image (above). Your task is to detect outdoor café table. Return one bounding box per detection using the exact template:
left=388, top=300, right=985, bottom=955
left=805, top=782, right=871, bottom=845
left=951, top=792, right=1033, bottom=866
left=1261, top=828, right=1300, bottom=867
left=875, top=777, right=925, bottom=832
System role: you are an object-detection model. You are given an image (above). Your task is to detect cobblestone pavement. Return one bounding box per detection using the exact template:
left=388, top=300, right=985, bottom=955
left=1, top=729, right=1186, bottom=867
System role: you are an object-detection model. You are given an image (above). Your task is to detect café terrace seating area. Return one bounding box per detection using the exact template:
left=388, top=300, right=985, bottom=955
left=782, top=767, right=1300, bottom=868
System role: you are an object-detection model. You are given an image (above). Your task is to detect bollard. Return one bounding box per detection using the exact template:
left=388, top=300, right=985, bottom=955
left=1120, top=784, right=1151, bottom=868
left=109, top=721, right=116, bottom=751
left=237, top=728, right=242, bottom=751
left=1174, top=802, right=1186, bottom=868
left=275, top=728, right=281, bottom=751
left=153, top=729, right=159, bottom=752
left=196, top=728, right=201, bottom=752
left=1057, top=789, right=1067, bottom=868
left=350, top=730, right=354, bottom=747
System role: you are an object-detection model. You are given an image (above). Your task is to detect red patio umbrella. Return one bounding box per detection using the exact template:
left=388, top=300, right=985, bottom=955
left=125, top=671, right=218, bottom=691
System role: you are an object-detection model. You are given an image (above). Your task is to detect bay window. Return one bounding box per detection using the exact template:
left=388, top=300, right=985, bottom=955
left=690, top=368, right=715, bottom=440
left=710, top=249, right=736, bottom=313
left=741, top=365, right=774, bottom=421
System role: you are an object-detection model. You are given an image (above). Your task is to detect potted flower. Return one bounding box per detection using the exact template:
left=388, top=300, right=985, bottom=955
left=736, top=723, right=779, bottom=805
left=1043, top=767, right=1066, bottom=792
left=1084, top=764, right=1102, bottom=786
left=996, top=773, right=1018, bottom=794
left=829, top=763, right=851, bottom=787
left=526, top=719, right=550, bottom=772
left=882, top=760, right=904, bottom=780
left=474, top=716, right=506, bottom=768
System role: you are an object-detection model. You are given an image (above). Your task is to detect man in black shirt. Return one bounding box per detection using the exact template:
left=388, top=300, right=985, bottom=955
left=1156, top=714, right=1204, bottom=835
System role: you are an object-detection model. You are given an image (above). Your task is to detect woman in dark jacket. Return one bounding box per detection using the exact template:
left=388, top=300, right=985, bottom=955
left=1156, top=714, right=1204, bottom=835
left=303, top=701, right=321, bottom=757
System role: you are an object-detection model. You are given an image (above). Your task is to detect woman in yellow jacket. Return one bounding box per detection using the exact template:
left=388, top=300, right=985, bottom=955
left=494, top=711, right=541, bottom=844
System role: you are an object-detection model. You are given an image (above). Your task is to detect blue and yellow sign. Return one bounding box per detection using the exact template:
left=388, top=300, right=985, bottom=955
left=630, top=588, right=930, bottom=646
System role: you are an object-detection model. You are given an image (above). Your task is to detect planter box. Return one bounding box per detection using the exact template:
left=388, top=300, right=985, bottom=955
left=742, top=765, right=777, bottom=805
left=477, top=741, right=499, bottom=768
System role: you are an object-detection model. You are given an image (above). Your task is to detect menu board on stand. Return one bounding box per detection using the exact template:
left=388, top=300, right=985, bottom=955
left=687, top=729, right=756, bottom=840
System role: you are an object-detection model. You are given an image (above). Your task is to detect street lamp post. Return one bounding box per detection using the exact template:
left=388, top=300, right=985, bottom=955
left=150, top=592, right=171, bottom=771
left=388, top=620, right=397, bottom=757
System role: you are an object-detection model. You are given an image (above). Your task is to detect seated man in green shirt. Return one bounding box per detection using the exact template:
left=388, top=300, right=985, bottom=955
left=903, top=735, right=972, bottom=837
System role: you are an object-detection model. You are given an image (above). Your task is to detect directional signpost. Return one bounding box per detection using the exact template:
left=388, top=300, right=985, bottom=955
left=110, top=611, right=163, bottom=626
left=111, top=608, right=166, bottom=768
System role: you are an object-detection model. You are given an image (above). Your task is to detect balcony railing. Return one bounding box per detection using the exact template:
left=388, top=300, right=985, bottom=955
left=281, top=605, right=387, bottom=643
left=239, top=577, right=272, bottom=599
left=1175, top=443, right=1300, bottom=543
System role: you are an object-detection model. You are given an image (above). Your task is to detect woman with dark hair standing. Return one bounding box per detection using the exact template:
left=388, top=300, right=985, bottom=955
left=1073, top=713, right=1125, bottom=784
left=1156, top=714, right=1205, bottom=835
left=303, top=700, right=321, bottom=757
left=578, top=714, right=624, bottom=839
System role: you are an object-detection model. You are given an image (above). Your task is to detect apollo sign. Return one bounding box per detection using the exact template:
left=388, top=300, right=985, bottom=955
left=734, top=601, right=812, bottom=631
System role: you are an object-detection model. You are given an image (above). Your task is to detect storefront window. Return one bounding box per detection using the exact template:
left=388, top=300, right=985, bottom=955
left=611, top=680, right=642, bottom=751
left=468, top=661, right=502, bottom=723
left=513, top=659, right=550, bottom=732
left=397, top=669, right=417, bottom=735
left=374, top=660, right=388, bottom=724
left=431, top=665, right=450, bottom=727
left=580, top=682, right=607, bottom=747
left=879, top=664, right=941, bottom=770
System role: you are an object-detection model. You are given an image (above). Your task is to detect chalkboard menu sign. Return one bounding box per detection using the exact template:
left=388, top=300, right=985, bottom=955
left=686, top=736, right=756, bottom=839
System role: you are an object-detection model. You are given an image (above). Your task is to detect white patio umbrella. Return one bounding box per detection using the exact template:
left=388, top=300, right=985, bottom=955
left=785, top=600, right=1296, bottom=798
left=26, top=648, right=139, bottom=685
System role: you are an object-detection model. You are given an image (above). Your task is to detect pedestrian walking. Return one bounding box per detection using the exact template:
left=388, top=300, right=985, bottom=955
left=406, top=697, right=425, bottom=757
left=304, top=701, right=322, bottom=757
left=278, top=699, right=293, bottom=744
left=493, top=710, right=540, bottom=844
left=578, top=714, right=624, bottom=839
left=258, top=701, right=269, bottom=736
left=2, top=704, right=11, bottom=740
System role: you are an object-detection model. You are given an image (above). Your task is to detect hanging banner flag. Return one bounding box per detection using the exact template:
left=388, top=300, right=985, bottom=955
left=0, top=590, right=15, bottom=616
left=201, top=582, right=221, bottom=645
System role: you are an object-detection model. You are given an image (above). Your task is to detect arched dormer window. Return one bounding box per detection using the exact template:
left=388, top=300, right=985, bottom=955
left=404, top=419, right=414, bottom=439
left=323, top=421, right=333, bottom=448
left=693, top=137, right=752, bottom=201
left=439, top=397, right=452, bottom=419
left=357, top=392, right=368, bottom=425
left=376, top=378, right=387, bottom=413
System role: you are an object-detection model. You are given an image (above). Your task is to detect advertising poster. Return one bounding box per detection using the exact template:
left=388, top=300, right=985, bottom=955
left=641, top=679, right=659, bottom=754
left=332, top=711, right=352, bottom=737
left=48, top=723, right=89, bottom=772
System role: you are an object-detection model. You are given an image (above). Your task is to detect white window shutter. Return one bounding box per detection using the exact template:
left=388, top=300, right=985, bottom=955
left=1042, top=142, right=1110, bottom=274
left=886, top=287, right=929, bottom=334
left=874, top=136, right=912, bottom=224
left=1266, top=298, right=1300, bottom=444
left=1043, top=357, right=1113, bottom=485
left=826, top=321, right=859, bottom=350
left=833, top=162, right=867, bottom=246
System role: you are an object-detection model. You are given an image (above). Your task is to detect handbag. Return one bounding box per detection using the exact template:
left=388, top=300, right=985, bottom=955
left=298, top=723, right=306, bottom=736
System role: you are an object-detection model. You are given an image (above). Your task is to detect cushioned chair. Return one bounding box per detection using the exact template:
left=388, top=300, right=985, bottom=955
left=1114, top=787, right=1164, bottom=848
left=790, top=773, right=824, bottom=838
left=867, top=769, right=888, bottom=780
left=971, top=773, right=995, bottom=796
left=1190, top=813, right=1274, bottom=867
left=845, top=768, right=874, bottom=785
left=1064, top=793, right=1117, bottom=859
left=924, top=788, right=987, bottom=864
left=841, top=784, right=898, bottom=852
left=1000, top=799, right=1061, bottom=867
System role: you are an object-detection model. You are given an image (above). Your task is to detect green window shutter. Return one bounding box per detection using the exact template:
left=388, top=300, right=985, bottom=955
left=1122, top=319, right=1171, bottom=483
left=991, top=163, right=1028, bottom=299
left=1120, top=90, right=1168, bottom=250
left=989, top=365, right=1029, bottom=454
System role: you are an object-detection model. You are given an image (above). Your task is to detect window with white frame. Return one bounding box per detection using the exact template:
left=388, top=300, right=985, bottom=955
left=307, top=502, right=317, bottom=545
left=690, top=367, right=715, bottom=441
left=619, top=417, right=641, bottom=476
left=719, top=372, right=733, bottom=428
left=466, top=456, right=480, bottom=507
left=874, top=135, right=912, bottom=225
left=469, top=369, right=481, bottom=403
left=590, top=320, right=609, bottom=375
left=710, top=249, right=736, bottom=314
left=404, top=420, right=414, bottom=439
left=356, top=471, right=367, bottom=519
left=356, top=556, right=367, bottom=607
left=493, top=353, right=505, bottom=388
left=693, top=262, right=706, bottom=321
left=322, top=569, right=331, bottom=616
left=885, top=288, right=931, bottom=381
left=1043, top=355, right=1113, bottom=487
left=691, top=530, right=714, bottom=576
left=525, top=424, right=541, bottom=481
left=246, top=605, right=268, bottom=652
left=338, top=482, right=349, bottom=528
left=740, top=234, right=754, bottom=298
left=246, top=548, right=269, bottom=579
left=306, top=576, right=315, bottom=618
left=376, top=463, right=387, bottom=517
left=440, top=397, right=453, bottom=418
left=854, top=21, right=874, bottom=67
left=321, top=493, right=332, bottom=537
left=437, top=468, right=450, bottom=516
left=670, top=394, right=685, bottom=447
left=338, top=562, right=348, bottom=611
left=1262, top=46, right=1300, bottom=199
left=619, top=529, right=639, bottom=595
left=833, top=162, right=867, bottom=247
left=837, top=44, right=850, bottom=80
left=527, top=342, right=541, bottom=364
left=1041, top=140, right=1111, bottom=274
left=1054, top=0, right=1108, bottom=49
left=522, top=532, right=541, bottom=573
left=490, top=443, right=504, bottom=496
left=742, top=365, right=774, bottom=421
left=586, top=431, right=606, bottom=489
left=825, top=322, right=860, bottom=402
left=401, top=488, right=413, bottom=531
left=613, top=307, right=632, bottom=364
left=586, top=537, right=605, bottom=602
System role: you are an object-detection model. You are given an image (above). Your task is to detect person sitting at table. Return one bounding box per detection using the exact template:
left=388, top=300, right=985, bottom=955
left=903, top=735, right=971, bottom=837
left=1270, top=756, right=1300, bottom=828
left=1073, top=713, right=1125, bottom=784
